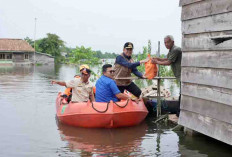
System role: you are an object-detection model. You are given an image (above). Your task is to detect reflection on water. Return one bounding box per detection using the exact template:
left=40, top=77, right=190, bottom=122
left=0, top=64, right=232, bottom=157
left=57, top=120, right=147, bottom=156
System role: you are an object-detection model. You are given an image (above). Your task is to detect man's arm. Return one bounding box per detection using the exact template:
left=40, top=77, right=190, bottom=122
left=152, top=58, right=172, bottom=66
left=90, top=93, right=95, bottom=102
left=51, top=80, right=66, bottom=86
left=115, top=93, right=130, bottom=100
left=89, top=88, right=95, bottom=102
left=109, top=80, right=139, bottom=103
left=116, top=56, right=149, bottom=69
left=115, top=93, right=139, bottom=103
left=116, top=55, right=140, bottom=69
left=132, top=67, right=143, bottom=78
left=156, top=58, right=169, bottom=61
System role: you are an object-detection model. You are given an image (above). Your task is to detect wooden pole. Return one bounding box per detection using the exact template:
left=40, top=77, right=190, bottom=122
left=157, top=41, right=161, bottom=117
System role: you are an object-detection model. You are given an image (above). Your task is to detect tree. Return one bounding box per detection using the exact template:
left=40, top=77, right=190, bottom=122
left=38, top=33, right=64, bottom=58
left=148, top=39, right=151, bottom=54
left=69, top=46, right=100, bottom=64
left=24, top=37, right=34, bottom=47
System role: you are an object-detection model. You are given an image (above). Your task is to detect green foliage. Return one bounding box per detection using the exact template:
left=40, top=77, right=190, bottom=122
left=93, top=51, right=117, bottom=59
left=60, top=46, right=74, bottom=54
left=24, top=34, right=65, bottom=63
left=136, top=40, right=150, bottom=72
left=38, top=33, right=64, bottom=58
left=69, top=46, right=100, bottom=64
left=24, top=37, right=34, bottom=47
left=148, top=39, right=151, bottom=54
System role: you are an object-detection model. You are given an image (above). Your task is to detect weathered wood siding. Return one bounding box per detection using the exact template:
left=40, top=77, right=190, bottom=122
left=179, top=0, right=232, bottom=145
left=181, top=0, right=232, bottom=20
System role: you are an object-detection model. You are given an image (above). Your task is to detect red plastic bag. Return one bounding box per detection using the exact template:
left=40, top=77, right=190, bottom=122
left=145, top=54, right=158, bottom=79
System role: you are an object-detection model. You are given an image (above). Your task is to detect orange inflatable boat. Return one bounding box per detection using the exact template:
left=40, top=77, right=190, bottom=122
left=56, top=92, right=148, bottom=128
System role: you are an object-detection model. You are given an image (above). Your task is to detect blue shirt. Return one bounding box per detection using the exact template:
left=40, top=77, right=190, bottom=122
left=115, top=54, right=143, bottom=78
left=95, top=75, right=121, bottom=102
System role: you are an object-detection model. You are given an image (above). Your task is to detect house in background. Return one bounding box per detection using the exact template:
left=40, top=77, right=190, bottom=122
left=0, top=38, right=34, bottom=66
left=0, top=38, right=54, bottom=66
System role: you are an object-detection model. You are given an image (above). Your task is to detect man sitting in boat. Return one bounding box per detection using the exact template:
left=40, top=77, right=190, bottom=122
left=51, top=65, right=95, bottom=103
left=62, top=64, right=90, bottom=102
left=95, top=64, right=138, bottom=103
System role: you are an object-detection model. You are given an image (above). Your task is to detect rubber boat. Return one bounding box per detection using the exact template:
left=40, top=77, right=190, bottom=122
left=56, top=92, right=148, bottom=128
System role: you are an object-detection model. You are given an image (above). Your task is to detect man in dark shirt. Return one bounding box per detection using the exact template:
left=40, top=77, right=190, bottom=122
left=152, top=35, right=182, bottom=116
left=152, top=35, right=182, bottom=81
left=114, top=42, right=149, bottom=98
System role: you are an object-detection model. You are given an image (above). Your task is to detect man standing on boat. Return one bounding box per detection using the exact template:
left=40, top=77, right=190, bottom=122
left=51, top=65, right=95, bottom=102
left=114, top=42, right=149, bottom=98
left=152, top=35, right=182, bottom=116
left=95, top=64, right=138, bottom=103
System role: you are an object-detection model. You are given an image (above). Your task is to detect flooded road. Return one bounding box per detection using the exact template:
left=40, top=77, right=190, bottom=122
left=0, top=64, right=231, bottom=157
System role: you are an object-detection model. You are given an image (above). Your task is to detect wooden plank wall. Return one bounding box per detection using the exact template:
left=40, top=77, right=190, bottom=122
left=179, top=0, right=232, bottom=145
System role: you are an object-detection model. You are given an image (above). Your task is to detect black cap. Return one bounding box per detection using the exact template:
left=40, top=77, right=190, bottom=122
left=124, top=42, right=133, bottom=49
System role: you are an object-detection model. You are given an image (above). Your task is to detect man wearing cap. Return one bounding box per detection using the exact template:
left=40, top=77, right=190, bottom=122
left=51, top=65, right=95, bottom=102
left=114, top=42, right=149, bottom=98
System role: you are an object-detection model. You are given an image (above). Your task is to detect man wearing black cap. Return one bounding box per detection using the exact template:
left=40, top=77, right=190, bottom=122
left=114, top=42, right=149, bottom=98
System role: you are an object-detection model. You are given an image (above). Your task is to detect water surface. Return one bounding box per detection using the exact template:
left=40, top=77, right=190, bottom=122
left=0, top=64, right=231, bottom=157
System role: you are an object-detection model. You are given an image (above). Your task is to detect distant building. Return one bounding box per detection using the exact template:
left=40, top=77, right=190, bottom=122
left=0, top=38, right=34, bottom=65
left=0, top=38, right=54, bottom=66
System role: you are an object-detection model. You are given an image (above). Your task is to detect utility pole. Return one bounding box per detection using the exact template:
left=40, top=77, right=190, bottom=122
left=34, top=18, right=37, bottom=64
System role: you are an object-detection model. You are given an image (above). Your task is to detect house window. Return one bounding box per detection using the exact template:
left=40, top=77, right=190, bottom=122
left=6, top=54, right=12, bottom=60
left=0, top=54, right=5, bottom=59
left=25, top=54, right=29, bottom=60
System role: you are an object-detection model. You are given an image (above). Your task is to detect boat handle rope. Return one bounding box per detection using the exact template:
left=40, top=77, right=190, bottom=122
left=91, top=99, right=130, bottom=113
left=91, top=101, right=110, bottom=113
left=113, top=99, right=129, bottom=108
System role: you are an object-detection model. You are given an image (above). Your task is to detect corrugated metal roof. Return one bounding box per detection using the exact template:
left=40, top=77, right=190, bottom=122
left=0, top=38, right=34, bottom=52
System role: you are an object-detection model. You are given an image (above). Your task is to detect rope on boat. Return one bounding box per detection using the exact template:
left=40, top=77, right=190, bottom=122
left=113, top=99, right=129, bottom=108
left=91, top=99, right=130, bottom=113
left=91, top=101, right=110, bottom=113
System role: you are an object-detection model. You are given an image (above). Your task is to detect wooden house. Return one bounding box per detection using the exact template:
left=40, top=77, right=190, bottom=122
left=0, top=38, right=34, bottom=65
left=179, top=0, right=232, bottom=145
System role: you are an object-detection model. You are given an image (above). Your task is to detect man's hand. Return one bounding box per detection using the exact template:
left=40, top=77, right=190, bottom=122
left=151, top=57, right=158, bottom=64
left=130, top=95, right=139, bottom=104
left=140, top=57, right=150, bottom=64
left=51, top=80, right=66, bottom=86
left=51, top=80, right=57, bottom=85
left=142, top=75, right=147, bottom=79
left=131, top=97, right=139, bottom=104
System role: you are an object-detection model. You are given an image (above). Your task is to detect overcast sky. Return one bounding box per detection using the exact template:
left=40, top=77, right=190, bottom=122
left=0, top=0, right=181, bottom=55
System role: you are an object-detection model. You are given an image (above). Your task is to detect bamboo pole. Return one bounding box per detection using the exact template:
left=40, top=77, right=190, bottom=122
left=157, top=41, right=161, bottom=117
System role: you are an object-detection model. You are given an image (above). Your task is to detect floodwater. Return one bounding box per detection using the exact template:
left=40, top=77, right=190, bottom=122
left=0, top=63, right=232, bottom=157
